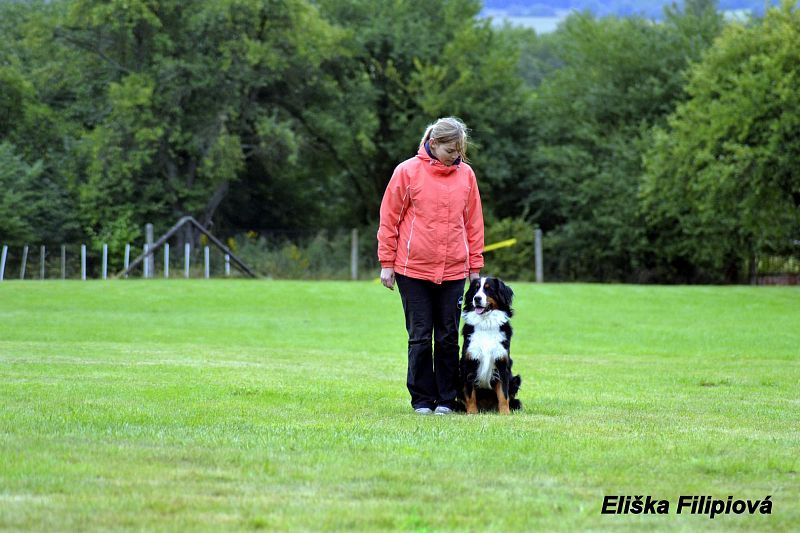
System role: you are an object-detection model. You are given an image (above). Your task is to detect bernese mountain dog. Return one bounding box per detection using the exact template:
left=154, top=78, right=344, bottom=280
left=459, top=276, right=522, bottom=414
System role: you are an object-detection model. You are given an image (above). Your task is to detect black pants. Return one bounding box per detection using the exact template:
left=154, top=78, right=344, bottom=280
left=395, top=274, right=466, bottom=409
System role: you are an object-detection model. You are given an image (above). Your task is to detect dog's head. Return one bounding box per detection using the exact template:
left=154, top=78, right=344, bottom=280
left=463, top=276, right=513, bottom=317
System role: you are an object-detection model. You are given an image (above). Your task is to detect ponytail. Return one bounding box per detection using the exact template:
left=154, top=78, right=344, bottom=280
left=420, top=124, right=435, bottom=147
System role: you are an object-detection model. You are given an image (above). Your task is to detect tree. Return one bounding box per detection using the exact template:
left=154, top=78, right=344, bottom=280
left=0, top=142, right=79, bottom=244
left=642, top=0, right=800, bottom=282
left=513, top=3, right=723, bottom=280
left=3, top=0, right=542, bottom=247
left=300, top=0, right=537, bottom=227
left=0, top=142, right=43, bottom=243
left=0, top=1, right=82, bottom=245
left=55, top=0, right=342, bottom=254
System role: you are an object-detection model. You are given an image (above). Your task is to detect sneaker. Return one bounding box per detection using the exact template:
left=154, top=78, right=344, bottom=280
left=414, top=407, right=434, bottom=415
left=434, top=405, right=454, bottom=415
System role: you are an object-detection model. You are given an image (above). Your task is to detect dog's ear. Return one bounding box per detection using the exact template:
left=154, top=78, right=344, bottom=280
left=498, top=280, right=514, bottom=308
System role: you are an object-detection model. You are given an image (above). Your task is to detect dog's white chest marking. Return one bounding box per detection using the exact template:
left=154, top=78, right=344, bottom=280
left=464, top=310, right=509, bottom=388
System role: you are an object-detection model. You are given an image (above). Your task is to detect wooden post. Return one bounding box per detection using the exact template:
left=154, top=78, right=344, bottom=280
left=225, top=254, right=230, bottom=277
left=0, top=245, right=7, bottom=281
left=164, top=243, right=170, bottom=279
left=20, top=245, right=29, bottom=280
left=61, top=245, right=66, bottom=280
left=535, top=228, right=543, bottom=283
left=81, top=244, right=87, bottom=280
left=145, top=223, right=154, bottom=279
left=102, top=244, right=108, bottom=280
left=351, top=228, right=359, bottom=280
left=204, top=246, right=210, bottom=279
left=124, top=244, right=130, bottom=278
left=184, top=242, right=190, bottom=278
left=40, top=245, right=46, bottom=280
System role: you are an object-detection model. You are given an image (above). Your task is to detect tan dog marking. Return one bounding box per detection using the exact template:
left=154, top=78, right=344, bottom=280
left=495, top=379, right=510, bottom=415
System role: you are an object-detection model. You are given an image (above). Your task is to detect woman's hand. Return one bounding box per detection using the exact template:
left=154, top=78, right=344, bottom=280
left=380, top=267, right=396, bottom=290
left=469, top=272, right=480, bottom=282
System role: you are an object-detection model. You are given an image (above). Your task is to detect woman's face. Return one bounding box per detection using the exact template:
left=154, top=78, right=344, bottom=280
left=430, top=139, right=460, bottom=166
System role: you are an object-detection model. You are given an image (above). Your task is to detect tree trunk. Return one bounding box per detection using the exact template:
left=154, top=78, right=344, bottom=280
left=202, top=181, right=230, bottom=229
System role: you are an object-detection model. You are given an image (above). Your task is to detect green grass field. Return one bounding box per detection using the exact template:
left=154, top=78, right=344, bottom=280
left=1, top=281, right=798, bottom=531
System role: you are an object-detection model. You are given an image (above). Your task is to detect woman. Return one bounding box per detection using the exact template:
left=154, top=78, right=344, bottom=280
left=377, top=117, right=484, bottom=415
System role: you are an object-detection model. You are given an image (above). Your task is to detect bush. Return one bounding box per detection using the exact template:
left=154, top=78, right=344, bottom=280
left=232, top=227, right=379, bottom=280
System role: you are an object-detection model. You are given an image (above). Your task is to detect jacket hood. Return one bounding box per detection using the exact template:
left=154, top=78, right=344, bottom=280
left=415, top=144, right=460, bottom=175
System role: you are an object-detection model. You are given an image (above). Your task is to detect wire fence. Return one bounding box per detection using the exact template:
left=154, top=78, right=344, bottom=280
left=756, top=254, right=800, bottom=285
left=3, top=230, right=796, bottom=284
left=0, top=228, right=382, bottom=281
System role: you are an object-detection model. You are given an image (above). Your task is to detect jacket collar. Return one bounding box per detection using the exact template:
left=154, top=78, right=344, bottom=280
left=417, top=143, right=460, bottom=175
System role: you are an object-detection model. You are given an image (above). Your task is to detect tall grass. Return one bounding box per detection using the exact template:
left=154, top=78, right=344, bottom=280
left=1, top=281, right=797, bottom=531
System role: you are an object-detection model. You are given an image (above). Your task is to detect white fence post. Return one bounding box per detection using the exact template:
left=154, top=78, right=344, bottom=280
left=102, top=244, right=108, bottom=280
left=225, top=254, right=230, bottom=277
left=61, top=245, right=66, bottom=280
left=81, top=244, right=87, bottom=280
left=143, top=244, right=149, bottom=278
left=145, top=223, right=154, bottom=279
left=124, top=244, right=130, bottom=278
left=535, top=228, right=543, bottom=283
left=184, top=243, right=191, bottom=278
left=204, top=246, right=210, bottom=279
left=0, top=245, right=7, bottom=281
left=164, top=243, right=170, bottom=279
left=20, top=245, right=29, bottom=280
left=40, top=245, right=46, bottom=280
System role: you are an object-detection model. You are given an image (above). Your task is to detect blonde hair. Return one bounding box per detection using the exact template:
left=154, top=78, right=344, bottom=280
left=420, top=117, right=470, bottom=162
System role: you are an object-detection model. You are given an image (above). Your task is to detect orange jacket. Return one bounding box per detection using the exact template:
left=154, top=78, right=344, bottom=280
left=377, top=145, right=484, bottom=284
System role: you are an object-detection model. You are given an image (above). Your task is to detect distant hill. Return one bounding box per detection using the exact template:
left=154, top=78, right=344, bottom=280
left=481, top=0, right=782, bottom=20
